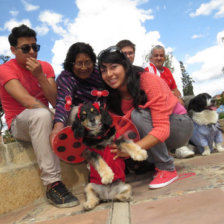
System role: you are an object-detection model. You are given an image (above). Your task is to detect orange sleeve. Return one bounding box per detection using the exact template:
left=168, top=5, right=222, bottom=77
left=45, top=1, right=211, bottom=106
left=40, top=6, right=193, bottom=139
left=139, top=72, right=178, bottom=142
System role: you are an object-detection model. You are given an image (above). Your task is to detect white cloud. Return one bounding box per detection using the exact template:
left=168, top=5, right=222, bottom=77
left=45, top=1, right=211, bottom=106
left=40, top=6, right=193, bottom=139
left=172, top=56, right=183, bottom=94
left=192, top=34, right=203, bottom=39
left=190, top=0, right=224, bottom=18
left=21, top=0, right=39, bottom=12
left=35, top=25, right=49, bottom=36
left=136, top=0, right=149, bottom=5
left=193, top=78, right=224, bottom=96
left=186, top=30, right=224, bottom=96
left=49, top=0, right=157, bottom=75
left=187, top=46, right=224, bottom=81
left=3, top=18, right=31, bottom=32
left=217, top=30, right=224, bottom=45
left=9, top=10, right=19, bottom=17
left=0, top=36, right=13, bottom=57
left=38, top=10, right=66, bottom=35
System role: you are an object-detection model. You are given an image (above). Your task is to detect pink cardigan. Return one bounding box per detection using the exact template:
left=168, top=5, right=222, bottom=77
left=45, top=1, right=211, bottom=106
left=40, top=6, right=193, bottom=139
left=121, top=72, right=186, bottom=142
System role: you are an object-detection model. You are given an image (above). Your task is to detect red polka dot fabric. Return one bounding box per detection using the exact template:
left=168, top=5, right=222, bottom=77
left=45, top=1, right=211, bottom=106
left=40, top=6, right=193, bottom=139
left=52, top=115, right=140, bottom=164
left=52, top=127, right=86, bottom=163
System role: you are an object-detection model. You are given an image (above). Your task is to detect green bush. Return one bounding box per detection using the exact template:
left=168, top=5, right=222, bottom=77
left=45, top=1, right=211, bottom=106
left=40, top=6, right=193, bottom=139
left=3, top=130, right=16, bottom=144
left=219, top=112, right=224, bottom=120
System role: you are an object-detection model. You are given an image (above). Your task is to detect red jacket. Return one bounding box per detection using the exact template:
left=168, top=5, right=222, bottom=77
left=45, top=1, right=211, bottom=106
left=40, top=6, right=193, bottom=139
left=89, top=145, right=125, bottom=184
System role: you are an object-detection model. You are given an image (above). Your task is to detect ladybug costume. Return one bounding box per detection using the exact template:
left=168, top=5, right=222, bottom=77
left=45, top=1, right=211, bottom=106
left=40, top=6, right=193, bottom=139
left=52, top=90, right=140, bottom=184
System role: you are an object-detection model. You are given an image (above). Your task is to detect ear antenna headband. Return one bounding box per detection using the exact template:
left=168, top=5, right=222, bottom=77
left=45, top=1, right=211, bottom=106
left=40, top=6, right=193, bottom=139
left=91, top=89, right=109, bottom=109
left=91, top=89, right=109, bottom=100
left=65, top=89, right=109, bottom=117
left=65, top=96, right=72, bottom=111
left=77, top=103, right=83, bottom=119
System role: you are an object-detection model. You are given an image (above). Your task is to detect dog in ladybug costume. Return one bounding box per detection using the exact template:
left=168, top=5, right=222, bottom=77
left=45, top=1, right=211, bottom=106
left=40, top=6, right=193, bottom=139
left=72, top=100, right=147, bottom=210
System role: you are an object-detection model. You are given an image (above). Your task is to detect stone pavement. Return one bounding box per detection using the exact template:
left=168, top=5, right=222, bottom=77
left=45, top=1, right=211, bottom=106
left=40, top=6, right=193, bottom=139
left=1, top=151, right=224, bottom=224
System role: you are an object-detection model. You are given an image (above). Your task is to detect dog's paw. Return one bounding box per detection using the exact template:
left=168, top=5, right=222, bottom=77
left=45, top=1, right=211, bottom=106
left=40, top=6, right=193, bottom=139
left=101, top=170, right=114, bottom=185
left=83, top=200, right=99, bottom=211
left=119, top=141, right=148, bottom=161
left=115, top=194, right=132, bottom=202
left=115, top=184, right=132, bottom=202
left=215, top=143, right=224, bottom=152
left=202, top=147, right=210, bottom=156
left=130, top=149, right=148, bottom=161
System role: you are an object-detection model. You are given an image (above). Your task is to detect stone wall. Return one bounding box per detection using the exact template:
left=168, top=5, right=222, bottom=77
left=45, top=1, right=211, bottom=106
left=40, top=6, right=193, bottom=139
left=0, top=141, right=89, bottom=215
left=219, top=119, right=224, bottom=132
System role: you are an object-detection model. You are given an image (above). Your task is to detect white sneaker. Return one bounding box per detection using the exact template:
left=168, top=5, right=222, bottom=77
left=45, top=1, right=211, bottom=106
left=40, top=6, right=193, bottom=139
left=175, top=146, right=195, bottom=159
left=215, top=143, right=224, bottom=152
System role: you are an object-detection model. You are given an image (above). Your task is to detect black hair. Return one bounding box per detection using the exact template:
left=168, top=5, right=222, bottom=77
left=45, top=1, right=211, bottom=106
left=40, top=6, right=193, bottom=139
left=98, top=47, right=146, bottom=115
left=8, top=24, right=37, bottom=47
left=116, top=39, right=135, bottom=52
left=63, top=42, right=96, bottom=73
left=188, top=93, right=212, bottom=113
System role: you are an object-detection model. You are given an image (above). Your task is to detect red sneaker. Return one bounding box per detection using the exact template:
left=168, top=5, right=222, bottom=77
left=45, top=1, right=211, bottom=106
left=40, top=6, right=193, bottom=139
left=149, top=169, right=178, bottom=189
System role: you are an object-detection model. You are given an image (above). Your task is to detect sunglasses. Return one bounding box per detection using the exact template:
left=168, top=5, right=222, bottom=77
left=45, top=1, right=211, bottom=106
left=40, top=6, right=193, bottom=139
left=16, top=44, right=40, bottom=54
left=97, top=46, right=125, bottom=61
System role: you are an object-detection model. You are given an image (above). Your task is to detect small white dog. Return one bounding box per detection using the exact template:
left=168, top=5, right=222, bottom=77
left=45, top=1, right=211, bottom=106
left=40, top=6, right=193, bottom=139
left=188, top=93, right=224, bottom=156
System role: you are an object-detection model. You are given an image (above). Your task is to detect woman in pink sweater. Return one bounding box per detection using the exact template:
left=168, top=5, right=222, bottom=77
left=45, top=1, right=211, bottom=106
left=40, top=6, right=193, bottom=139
left=97, top=46, right=193, bottom=189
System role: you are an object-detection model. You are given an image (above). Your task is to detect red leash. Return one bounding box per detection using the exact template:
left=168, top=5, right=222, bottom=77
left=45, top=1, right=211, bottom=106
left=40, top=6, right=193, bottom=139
left=175, top=172, right=196, bottom=182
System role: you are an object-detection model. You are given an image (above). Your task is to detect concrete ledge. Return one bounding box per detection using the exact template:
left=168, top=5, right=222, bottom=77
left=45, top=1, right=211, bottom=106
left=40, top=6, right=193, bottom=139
left=111, top=202, right=130, bottom=224
left=0, top=141, right=89, bottom=215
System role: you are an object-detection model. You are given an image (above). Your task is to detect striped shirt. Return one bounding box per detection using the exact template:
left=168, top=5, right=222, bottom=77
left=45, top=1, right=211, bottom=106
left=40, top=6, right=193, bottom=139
left=53, top=67, right=104, bottom=125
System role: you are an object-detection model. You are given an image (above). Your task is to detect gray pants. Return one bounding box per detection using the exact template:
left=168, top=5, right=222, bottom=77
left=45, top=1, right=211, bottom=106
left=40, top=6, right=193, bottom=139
left=10, top=108, right=61, bottom=186
left=131, top=109, right=194, bottom=171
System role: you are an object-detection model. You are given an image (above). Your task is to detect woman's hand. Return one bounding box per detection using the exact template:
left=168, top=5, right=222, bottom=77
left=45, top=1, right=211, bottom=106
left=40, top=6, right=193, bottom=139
left=50, top=122, right=64, bottom=148
left=110, top=143, right=130, bottom=160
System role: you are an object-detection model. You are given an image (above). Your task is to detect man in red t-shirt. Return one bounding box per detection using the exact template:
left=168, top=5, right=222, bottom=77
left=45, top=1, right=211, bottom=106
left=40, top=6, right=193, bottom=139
left=145, top=45, right=184, bottom=105
left=0, top=24, right=79, bottom=208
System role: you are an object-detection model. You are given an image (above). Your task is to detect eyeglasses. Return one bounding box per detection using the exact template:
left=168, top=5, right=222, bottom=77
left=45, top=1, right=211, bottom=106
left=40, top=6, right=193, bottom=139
left=97, top=46, right=125, bottom=61
left=16, top=44, right=40, bottom=54
left=73, top=60, right=93, bottom=68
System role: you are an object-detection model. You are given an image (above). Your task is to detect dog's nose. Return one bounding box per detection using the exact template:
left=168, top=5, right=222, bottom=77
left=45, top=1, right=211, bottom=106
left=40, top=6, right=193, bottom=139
left=90, top=117, right=95, bottom=123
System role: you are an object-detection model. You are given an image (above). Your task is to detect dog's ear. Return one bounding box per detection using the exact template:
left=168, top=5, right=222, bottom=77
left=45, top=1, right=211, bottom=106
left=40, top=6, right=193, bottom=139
left=100, top=106, right=113, bottom=127
left=72, top=115, right=85, bottom=139
left=187, top=98, right=195, bottom=117
left=187, top=99, right=193, bottom=111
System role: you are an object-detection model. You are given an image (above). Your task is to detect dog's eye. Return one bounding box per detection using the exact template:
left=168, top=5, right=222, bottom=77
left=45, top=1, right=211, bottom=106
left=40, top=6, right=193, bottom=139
left=90, top=107, right=97, bottom=113
left=90, top=107, right=99, bottom=115
left=80, top=111, right=87, bottom=120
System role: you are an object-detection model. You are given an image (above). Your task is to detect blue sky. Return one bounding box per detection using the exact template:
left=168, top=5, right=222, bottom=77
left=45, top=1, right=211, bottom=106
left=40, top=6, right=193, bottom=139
left=0, top=0, right=224, bottom=96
